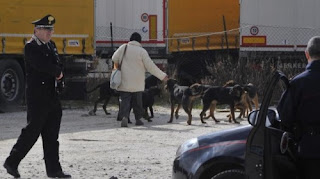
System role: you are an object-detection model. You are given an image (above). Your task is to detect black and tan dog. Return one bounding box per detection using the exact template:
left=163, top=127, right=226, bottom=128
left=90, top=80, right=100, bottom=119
left=223, top=80, right=259, bottom=118
left=199, top=85, right=244, bottom=124
left=181, top=83, right=209, bottom=125
left=243, top=83, right=259, bottom=112
left=166, top=79, right=202, bottom=124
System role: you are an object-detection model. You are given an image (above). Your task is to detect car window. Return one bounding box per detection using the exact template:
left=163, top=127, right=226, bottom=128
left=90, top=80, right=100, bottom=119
left=269, top=79, right=287, bottom=109
left=269, top=78, right=287, bottom=126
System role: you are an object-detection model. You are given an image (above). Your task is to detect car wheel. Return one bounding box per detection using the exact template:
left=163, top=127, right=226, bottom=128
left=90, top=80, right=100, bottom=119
left=211, top=169, right=245, bottom=179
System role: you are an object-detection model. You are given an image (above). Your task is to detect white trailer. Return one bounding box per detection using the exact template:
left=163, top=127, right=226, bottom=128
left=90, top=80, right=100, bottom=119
left=95, top=0, right=167, bottom=58
left=239, top=0, right=320, bottom=53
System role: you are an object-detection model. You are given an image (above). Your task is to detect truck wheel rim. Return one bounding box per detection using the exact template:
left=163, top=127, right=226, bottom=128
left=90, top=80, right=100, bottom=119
left=1, top=69, right=19, bottom=101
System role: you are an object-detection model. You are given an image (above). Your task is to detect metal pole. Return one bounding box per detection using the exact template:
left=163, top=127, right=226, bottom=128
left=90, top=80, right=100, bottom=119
left=222, top=15, right=229, bottom=54
left=110, top=22, right=114, bottom=53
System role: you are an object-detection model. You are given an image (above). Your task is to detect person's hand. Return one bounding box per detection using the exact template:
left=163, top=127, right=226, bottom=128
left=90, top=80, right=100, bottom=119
left=162, top=76, right=169, bottom=82
left=56, top=72, right=63, bottom=80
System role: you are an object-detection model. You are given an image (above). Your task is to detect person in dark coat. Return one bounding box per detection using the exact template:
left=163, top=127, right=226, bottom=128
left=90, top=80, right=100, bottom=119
left=277, top=36, right=320, bottom=179
left=3, top=15, right=71, bottom=178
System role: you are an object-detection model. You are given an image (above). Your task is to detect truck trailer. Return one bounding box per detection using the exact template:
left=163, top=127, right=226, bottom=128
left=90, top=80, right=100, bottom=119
left=95, top=0, right=167, bottom=58
left=239, top=0, right=320, bottom=59
left=0, top=0, right=95, bottom=111
left=95, top=0, right=240, bottom=54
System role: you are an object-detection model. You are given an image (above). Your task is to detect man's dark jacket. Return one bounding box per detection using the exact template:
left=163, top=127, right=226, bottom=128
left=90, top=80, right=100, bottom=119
left=278, top=60, right=320, bottom=159
left=25, top=37, right=62, bottom=108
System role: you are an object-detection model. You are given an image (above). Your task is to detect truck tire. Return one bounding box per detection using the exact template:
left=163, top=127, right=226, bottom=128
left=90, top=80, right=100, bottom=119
left=211, top=169, right=245, bottom=179
left=0, top=59, right=25, bottom=112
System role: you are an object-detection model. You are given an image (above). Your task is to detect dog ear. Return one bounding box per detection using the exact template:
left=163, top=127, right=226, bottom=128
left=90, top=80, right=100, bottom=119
left=229, top=85, right=243, bottom=97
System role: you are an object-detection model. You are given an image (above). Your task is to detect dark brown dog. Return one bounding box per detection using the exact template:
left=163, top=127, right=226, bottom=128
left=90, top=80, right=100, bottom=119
left=199, top=85, right=244, bottom=124
left=142, top=86, right=162, bottom=121
left=85, top=81, right=118, bottom=116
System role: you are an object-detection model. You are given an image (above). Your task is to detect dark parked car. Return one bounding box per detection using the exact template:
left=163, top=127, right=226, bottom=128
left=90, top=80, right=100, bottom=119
left=172, top=71, right=298, bottom=179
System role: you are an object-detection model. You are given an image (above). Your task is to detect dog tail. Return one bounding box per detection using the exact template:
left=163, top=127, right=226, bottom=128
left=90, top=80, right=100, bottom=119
left=84, top=83, right=103, bottom=93
left=223, top=80, right=237, bottom=87
left=189, top=83, right=204, bottom=96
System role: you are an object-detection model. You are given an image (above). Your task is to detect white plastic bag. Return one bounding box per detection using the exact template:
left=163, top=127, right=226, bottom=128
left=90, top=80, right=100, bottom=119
left=110, top=44, right=127, bottom=90
left=110, top=69, right=121, bottom=90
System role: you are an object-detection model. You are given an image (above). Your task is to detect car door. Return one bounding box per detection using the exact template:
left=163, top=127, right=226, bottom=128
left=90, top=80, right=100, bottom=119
left=245, top=70, right=298, bottom=179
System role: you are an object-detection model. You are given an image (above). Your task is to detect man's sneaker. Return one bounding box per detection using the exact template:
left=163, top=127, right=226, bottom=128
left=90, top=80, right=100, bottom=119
left=121, top=117, right=128, bottom=127
left=135, top=119, right=144, bottom=126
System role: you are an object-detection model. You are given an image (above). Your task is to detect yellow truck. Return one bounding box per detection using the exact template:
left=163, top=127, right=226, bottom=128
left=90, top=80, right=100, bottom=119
left=0, top=0, right=95, bottom=110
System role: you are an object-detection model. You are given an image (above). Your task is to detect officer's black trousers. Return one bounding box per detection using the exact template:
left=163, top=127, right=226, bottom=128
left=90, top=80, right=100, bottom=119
left=5, top=99, right=63, bottom=173
left=299, top=158, right=320, bottom=179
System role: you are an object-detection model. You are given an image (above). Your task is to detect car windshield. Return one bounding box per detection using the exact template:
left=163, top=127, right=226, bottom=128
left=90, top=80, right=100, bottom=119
left=263, top=76, right=288, bottom=127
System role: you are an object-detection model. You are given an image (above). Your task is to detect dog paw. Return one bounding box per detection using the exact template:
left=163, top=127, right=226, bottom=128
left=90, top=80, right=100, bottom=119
left=167, top=120, right=173, bottom=123
left=143, top=116, right=151, bottom=121
left=105, top=112, right=111, bottom=115
left=175, top=114, right=179, bottom=119
left=88, top=110, right=96, bottom=116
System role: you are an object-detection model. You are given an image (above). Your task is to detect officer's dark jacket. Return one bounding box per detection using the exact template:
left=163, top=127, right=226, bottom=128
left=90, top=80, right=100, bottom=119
left=24, top=36, right=62, bottom=108
left=278, top=59, right=320, bottom=159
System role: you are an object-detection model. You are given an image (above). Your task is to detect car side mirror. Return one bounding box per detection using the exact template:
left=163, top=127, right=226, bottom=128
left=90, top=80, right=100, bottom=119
left=248, top=109, right=279, bottom=127
left=248, top=110, right=259, bottom=126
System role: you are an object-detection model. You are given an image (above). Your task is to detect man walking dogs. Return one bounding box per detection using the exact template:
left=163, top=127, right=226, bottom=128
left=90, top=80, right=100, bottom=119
left=112, top=32, right=168, bottom=127
left=3, top=15, right=71, bottom=178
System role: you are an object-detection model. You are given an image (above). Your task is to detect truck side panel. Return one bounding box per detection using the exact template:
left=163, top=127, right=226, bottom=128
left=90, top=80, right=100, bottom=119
left=168, top=0, right=240, bottom=52
left=0, top=0, right=94, bottom=55
left=240, top=0, right=320, bottom=52
left=95, top=0, right=165, bottom=48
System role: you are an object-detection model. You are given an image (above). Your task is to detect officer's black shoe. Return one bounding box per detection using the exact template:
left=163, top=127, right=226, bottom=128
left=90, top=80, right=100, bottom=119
left=47, top=171, right=71, bottom=178
left=3, top=162, right=20, bottom=178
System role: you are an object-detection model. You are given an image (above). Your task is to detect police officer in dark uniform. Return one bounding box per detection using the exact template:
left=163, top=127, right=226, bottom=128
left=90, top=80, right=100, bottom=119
left=3, top=15, right=71, bottom=178
left=277, top=36, right=320, bottom=179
